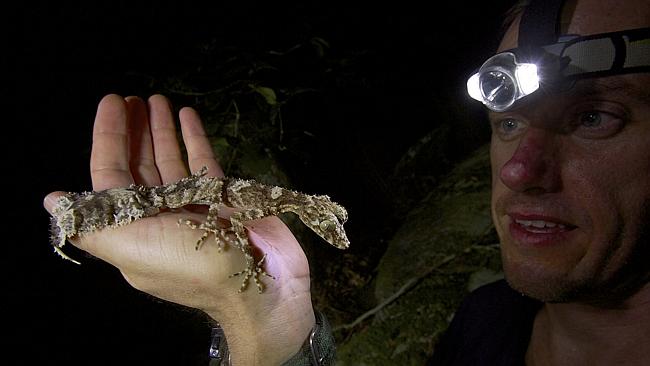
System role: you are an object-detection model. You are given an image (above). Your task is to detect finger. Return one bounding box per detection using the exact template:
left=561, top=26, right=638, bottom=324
left=148, top=94, right=189, bottom=183
left=90, top=94, right=135, bottom=190
left=125, top=96, right=162, bottom=186
left=179, top=107, right=224, bottom=177
left=43, top=191, right=67, bottom=214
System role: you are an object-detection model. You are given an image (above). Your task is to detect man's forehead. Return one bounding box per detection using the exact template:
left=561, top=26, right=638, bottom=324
left=487, top=74, right=650, bottom=120
left=572, top=76, right=650, bottom=103
left=565, top=0, right=649, bottom=35
left=498, top=0, right=650, bottom=52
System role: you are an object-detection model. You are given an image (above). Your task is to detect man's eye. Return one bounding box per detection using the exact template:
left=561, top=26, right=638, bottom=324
left=574, top=110, right=625, bottom=139
left=579, top=111, right=603, bottom=127
left=492, top=118, right=525, bottom=139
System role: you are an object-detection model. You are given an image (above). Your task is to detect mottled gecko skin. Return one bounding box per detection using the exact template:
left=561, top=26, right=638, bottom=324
left=49, top=167, right=350, bottom=293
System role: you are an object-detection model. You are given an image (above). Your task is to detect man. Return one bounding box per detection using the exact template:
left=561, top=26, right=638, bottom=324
left=432, top=0, right=650, bottom=364
left=44, top=0, right=650, bottom=364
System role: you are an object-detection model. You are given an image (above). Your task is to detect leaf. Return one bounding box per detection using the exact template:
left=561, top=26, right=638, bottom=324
left=210, top=137, right=232, bottom=159
left=310, top=37, right=330, bottom=57
left=252, top=85, right=277, bottom=106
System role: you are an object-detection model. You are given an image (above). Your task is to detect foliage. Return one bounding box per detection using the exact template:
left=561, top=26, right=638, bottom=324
left=144, top=31, right=495, bottom=363
left=335, top=145, right=501, bottom=365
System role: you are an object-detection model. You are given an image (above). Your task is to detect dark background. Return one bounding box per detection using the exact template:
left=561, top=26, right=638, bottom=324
left=6, top=1, right=513, bottom=364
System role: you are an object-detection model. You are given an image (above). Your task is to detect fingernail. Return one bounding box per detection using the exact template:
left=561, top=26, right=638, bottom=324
left=43, top=195, right=57, bottom=214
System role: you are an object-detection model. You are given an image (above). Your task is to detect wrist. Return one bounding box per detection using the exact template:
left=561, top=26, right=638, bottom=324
left=208, top=310, right=337, bottom=366
left=230, top=307, right=315, bottom=365
left=205, top=290, right=315, bottom=365
left=281, top=310, right=336, bottom=366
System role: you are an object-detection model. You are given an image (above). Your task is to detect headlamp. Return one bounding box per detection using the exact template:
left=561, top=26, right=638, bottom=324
left=466, top=0, right=650, bottom=112
left=467, top=52, right=540, bottom=112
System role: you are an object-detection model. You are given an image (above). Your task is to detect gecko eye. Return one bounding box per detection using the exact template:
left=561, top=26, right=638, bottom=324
left=319, top=220, right=335, bottom=231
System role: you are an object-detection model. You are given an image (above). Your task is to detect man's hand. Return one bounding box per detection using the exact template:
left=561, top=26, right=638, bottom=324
left=43, top=94, right=315, bottom=365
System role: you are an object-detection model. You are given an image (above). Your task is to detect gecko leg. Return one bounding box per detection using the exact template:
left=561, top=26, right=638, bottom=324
left=227, top=209, right=276, bottom=293
left=229, top=253, right=275, bottom=293
left=178, top=204, right=230, bottom=251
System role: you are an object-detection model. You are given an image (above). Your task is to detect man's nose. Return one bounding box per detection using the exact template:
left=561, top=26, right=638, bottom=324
left=499, top=129, right=561, bottom=194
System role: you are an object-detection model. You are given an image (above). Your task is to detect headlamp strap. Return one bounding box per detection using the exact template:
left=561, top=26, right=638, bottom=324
left=560, top=27, right=650, bottom=77
left=519, top=0, right=565, bottom=48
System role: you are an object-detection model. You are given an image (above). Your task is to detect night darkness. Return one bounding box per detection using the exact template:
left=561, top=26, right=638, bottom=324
left=7, top=1, right=513, bottom=364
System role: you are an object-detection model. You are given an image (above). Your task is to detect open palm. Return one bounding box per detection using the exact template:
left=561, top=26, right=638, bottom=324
left=44, top=94, right=316, bottom=364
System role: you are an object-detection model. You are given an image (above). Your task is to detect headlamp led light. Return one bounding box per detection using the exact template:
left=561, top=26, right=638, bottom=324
left=467, top=52, right=540, bottom=112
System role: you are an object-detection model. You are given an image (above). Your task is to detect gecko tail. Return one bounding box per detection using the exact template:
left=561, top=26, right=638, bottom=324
left=49, top=213, right=81, bottom=265
left=53, top=245, right=81, bottom=265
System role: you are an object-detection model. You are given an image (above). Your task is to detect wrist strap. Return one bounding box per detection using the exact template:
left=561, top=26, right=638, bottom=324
left=208, top=323, right=231, bottom=366
left=207, top=311, right=336, bottom=366
left=282, top=311, right=336, bottom=366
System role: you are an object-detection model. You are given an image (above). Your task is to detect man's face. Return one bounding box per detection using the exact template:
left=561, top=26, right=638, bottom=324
left=489, top=0, right=650, bottom=303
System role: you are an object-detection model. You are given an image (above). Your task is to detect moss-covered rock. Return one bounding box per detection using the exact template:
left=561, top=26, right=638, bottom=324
left=335, top=144, right=503, bottom=365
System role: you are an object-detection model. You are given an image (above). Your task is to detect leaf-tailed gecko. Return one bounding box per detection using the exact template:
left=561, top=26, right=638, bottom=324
left=49, top=167, right=350, bottom=293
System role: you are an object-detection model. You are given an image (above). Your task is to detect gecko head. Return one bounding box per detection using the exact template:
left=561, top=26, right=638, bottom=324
left=299, top=195, right=350, bottom=249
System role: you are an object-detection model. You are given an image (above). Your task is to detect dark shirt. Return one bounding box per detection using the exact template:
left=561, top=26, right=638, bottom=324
left=428, top=279, right=543, bottom=366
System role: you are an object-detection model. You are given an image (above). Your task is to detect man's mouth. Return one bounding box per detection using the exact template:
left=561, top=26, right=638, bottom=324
left=507, top=214, right=577, bottom=246
left=513, top=219, right=568, bottom=233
